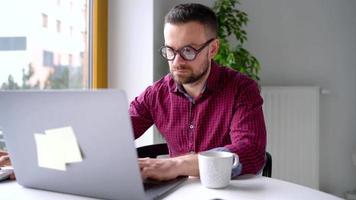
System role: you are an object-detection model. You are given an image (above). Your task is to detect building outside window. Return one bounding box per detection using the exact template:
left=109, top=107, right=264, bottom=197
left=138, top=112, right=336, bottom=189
left=0, top=0, right=108, bottom=150
left=0, top=0, right=90, bottom=90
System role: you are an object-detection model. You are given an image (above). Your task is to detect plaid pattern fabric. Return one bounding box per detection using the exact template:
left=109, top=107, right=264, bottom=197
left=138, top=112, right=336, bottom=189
left=129, top=61, right=266, bottom=175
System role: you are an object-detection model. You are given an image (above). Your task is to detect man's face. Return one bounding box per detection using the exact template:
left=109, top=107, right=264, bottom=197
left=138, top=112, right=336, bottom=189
left=163, top=21, right=218, bottom=85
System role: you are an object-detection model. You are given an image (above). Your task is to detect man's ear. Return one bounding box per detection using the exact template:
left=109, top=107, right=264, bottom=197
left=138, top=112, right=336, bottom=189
left=209, top=38, right=219, bottom=59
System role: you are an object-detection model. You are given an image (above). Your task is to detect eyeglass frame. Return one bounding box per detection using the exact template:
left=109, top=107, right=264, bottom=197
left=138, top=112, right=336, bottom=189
left=159, top=38, right=216, bottom=61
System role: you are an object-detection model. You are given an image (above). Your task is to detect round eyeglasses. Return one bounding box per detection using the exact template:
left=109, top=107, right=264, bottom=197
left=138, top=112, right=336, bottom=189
left=160, top=38, right=215, bottom=61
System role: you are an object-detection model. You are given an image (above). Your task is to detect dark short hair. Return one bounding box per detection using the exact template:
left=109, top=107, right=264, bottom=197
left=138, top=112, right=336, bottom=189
left=164, top=3, right=218, bottom=38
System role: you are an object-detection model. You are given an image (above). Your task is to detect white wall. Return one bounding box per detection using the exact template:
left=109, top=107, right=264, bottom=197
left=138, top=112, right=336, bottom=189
left=108, top=0, right=154, bottom=147
left=153, top=0, right=170, bottom=82
left=240, top=0, right=356, bottom=197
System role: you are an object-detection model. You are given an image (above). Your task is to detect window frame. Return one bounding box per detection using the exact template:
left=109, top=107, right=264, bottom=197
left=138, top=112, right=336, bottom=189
left=91, top=0, right=108, bottom=89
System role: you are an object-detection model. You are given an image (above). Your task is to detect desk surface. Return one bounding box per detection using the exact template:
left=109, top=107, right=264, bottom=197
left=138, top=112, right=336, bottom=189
left=1, top=176, right=342, bottom=200
left=164, top=175, right=342, bottom=200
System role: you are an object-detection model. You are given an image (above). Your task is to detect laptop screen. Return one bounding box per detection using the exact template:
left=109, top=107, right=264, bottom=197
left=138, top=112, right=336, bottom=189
left=0, top=90, right=148, bottom=200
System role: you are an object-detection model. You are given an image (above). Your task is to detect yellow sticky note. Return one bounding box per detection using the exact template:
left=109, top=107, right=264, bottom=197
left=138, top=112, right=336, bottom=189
left=34, top=133, right=66, bottom=171
left=45, top=127, right=83, bottom=163
left=34, top=126, right=83, bottom=171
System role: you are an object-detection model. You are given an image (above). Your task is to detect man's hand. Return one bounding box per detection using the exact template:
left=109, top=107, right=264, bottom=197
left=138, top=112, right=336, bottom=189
left=139, top=153, right=199, bottom=181
left=139, top=158, right=180, bottom=181
left=0, top=151, right=16, bottom=180
left=0, top=151, right=11, bottom=166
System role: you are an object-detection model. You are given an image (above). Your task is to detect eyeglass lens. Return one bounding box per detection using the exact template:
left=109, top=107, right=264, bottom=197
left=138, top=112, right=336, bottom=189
left=160, top=38, right=214, bottom=61
left=163, top=46, right=196, bottom=61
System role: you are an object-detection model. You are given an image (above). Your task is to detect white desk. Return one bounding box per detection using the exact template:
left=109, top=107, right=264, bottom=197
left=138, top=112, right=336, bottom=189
left=164, top=175, right=342, bottom=200
left=1, top=176, right=342, bottom=200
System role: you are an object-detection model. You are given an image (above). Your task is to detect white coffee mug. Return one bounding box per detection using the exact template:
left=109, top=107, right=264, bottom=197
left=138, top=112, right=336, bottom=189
left=198, top=151, right=239, bottom=189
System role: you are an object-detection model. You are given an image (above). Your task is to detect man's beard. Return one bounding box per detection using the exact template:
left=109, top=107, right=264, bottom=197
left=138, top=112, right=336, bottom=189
left=171, top=59, right=210, bottom=85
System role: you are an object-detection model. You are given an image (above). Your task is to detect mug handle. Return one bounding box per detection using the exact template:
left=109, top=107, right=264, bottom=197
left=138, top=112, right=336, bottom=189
left=232, top=154, right=239, bottom=168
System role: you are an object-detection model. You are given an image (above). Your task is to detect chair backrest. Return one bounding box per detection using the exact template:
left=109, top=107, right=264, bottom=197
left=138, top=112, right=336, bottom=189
left=136, top=143, right=169, bottom=158
left=262, top=152, right=272, bottom=177
left=137, top=143, right=272, bottom=177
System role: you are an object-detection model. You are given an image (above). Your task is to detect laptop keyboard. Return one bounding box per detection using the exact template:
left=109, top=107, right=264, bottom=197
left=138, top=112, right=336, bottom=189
left=143, top=179, right=167, bottom=190
left=143, top=176, right=187, bottom=191
left=0, top=169, right=13, bottom=181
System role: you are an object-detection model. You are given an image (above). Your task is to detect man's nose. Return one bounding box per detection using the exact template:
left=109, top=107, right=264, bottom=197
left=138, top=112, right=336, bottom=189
left=172, top=53, right=186, bottom=65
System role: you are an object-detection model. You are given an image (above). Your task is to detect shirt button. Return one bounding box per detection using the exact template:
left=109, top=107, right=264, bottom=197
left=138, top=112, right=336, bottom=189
left=189, top=125, right=194, bottom=129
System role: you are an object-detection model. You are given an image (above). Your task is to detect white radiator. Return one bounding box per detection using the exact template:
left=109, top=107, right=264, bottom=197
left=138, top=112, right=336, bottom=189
left=261, top=86, right=320, bottom=189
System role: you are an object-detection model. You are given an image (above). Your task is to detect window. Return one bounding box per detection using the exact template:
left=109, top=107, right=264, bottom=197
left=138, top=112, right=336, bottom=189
left=43, top=50, right=54, bottom=67
left=56, top=20, right=61, bottom=33
left=68, top=54, right=73, bottom=66
left=69, top=26, right=73, bottom=37
left=0, top=37, right=26, bottom=51
left=0, top=0, right=109, bottom=90
left=42, top=13, right=48, bottom=28
left=56, top=53, right=62, bottom=66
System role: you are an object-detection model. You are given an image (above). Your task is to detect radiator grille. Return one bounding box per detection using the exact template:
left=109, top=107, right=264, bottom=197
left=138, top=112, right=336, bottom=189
left=261, top=86, right=320, bottom=189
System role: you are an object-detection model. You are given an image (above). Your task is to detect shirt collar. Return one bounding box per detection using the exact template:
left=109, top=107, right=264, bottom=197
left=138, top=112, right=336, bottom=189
left=169, top=60, right=221, bottom=94
left=204, top=60, right=221, bottom=93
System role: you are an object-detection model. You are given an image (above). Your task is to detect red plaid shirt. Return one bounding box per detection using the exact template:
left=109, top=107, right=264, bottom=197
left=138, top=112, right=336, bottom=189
left=129, top=61, right=266, bottom=175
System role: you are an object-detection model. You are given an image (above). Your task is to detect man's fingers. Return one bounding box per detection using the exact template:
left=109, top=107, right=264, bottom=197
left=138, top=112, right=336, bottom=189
left=140, top=165, right=154, bottom=180
left=0, top=155, right=10, bottom=166
left=138, top=157, right=150, bottom=163
left=138, top=158, right=153, bottom=168
left=9, top=172, right=16, bottom=180
left=0, top=151, right=8, bottom=157
left=141, top=166, right=162, bottom=181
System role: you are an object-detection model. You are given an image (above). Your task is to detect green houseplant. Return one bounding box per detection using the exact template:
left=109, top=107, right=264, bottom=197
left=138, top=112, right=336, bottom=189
left=213, top=0, right=260, bottom=81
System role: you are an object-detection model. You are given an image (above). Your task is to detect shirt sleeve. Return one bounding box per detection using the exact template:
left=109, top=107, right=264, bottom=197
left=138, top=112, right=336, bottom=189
left=129, top=86, right=155, bottom=139
left=224, top=79, right=267, bottom=175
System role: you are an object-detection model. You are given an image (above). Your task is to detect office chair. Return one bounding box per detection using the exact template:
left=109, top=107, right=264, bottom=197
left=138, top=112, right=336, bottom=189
left=263, top=152, right=272, bottom=177
left=136, top=143, right=272, bottom=177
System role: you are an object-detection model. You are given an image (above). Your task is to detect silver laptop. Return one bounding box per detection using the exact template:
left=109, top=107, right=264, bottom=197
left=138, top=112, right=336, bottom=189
left=0, top=90, right=186, bottom=200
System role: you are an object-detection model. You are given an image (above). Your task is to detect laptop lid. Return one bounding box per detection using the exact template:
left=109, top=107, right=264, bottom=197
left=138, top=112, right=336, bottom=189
left=0, top=89, right=148, bottom=200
